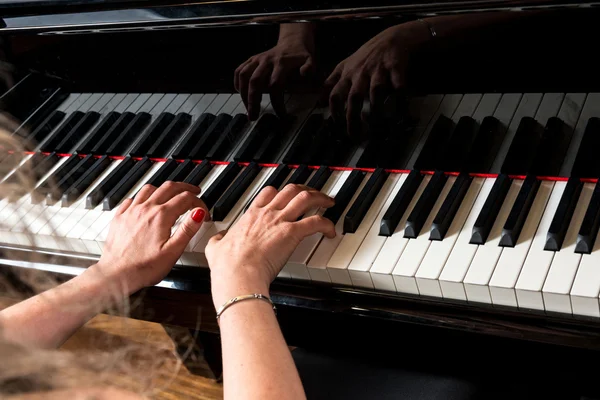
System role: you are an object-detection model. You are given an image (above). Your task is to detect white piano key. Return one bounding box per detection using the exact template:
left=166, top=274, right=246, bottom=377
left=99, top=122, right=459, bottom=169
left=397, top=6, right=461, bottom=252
left=438, top=178, right=496, bottom=300
left=346, top=173, right=409, bottom=289
left=488, top=180, right=555, bottom=307
left=416, top=177, right=485, bottom=297
left=392, top=175, right=455, bottom=295
left=542, top=183, right=593, bottom=314
left=284, top=170, right=343, bottom=280
left=328, top=173, right=399, bottom=287
left=514, top=181, right=566, bottom=310
left=462, top=179, right=522, bottom=304
left=369, top=175, right=430, bottom=292
left=306, top=172, right=370, bottom=284
left=569, top=212, right=600, bottom=317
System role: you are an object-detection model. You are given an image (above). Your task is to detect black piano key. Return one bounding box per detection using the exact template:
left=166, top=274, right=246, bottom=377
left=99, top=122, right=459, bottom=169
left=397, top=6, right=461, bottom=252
left=167, top=159, right=196, bottom=182
left=62, top=155, right=112, bottom=206
left=344, top=168, right=388, bottom=234
left=201, top=162, right=242, bottom=210
left=430, top=172, right=473, bottom=241
left=545, top=177, right=582, bottom=251
left=86, top=157, right=135, bottom=209
left=75, top=111, right=120, bottom=155
left=499, top=175, right=540, bottom=247
left=380, top=170, right=423, bottom=236
left=183, top=160, right=213, bottom=186
left=105, top=112, right=152, bottom=156
left=575, top=182, right=600, bottom=254
left=306, top=166, right=332, bottom=191
left=14, top=88, right=69, bottom=140
left=571, top=117, right=600, bottom=178
left=285, top=164, right=312, bottom=186
left=90, top=111, right=136, bottom=155
left=145, top=158, right=179, bottom=187
left=31, top=152, right=60, bottom=181
left=500, top=116, right=544, bottom=175
left=234, top=113, right=279, bottom=161
left=128, top=112, right=175, bottom=157
left=103, top=157, right=153, bottom=211
left=244, top=164, right=290, bottom=212
left=531, top=117, right=572, bottom=176
left=471, top=173, right=512, bottom=244
left=213, top=162, right=261, bottom=221
left=323, top=169, right=366, bottom=225
left=188, top=114, right=233, bottom=160
left=404, top=170, right=448, bottom=238
left=170, top=113, right=215, bottom=159
left=438, top=116, right=479, bottom=172
left=25, top=110, right=65, bottom=148
left=55, top=111, right=101, bottom=153
left=146, top=112, right=192, bottom=158
left=252, top=123, right=285, bottom=163
left=412, top=115, right=453, bottom=171
left=281, top=113, right=323, bottom=164
left=46, top=154, right=97, bottom=204
left=39, top=111, right=85, bottom=153
left=464, top=116, right=505, bottom=173
left=205, top=114, right=247, bottom=160
left=33, top=155, right=82, bottom=203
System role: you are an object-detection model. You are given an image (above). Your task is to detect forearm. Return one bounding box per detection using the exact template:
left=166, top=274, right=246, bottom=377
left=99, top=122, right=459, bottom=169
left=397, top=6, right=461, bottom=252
left=0, top=264, right=124, bottom=348
left=212, top=273, right=305, bottom=400
left=278, top=22, right=316, bottom=53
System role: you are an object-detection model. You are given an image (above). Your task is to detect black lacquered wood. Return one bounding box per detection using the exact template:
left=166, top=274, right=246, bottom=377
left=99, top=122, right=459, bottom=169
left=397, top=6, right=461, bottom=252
left=380, top=170, right=422, bottom=236
left=54, top=111, right=100, bottom=153
left=33, top=154, right=81, bottom=203
left=26, top=110, right=65, bottom=148
left=545, top=177, right=582, bottom=251
left=75, top=111, right=120, bottom=154
left=575, top=181, right=600, bottom=254
left=213, top=161, right=260, bottom=221
left=306, top=166, right=332, bottom=191
left=499, top=175, right=540, bottom=247
left=281, top=113, right=323, bottom=164
left=412, top=115, right=453, bottom=171
left=167, top=159, right=196, bottom=182
left=404, top=170, right=447, bottom=238
left=106, top=112, right=151, bottom=156
left=470, top=173, right=512, bottom=244
left=183, top=160, right=213, bottom=186
left=102, top=157, right=152, bottom=210
left=46, top=154, right=96, bottom=204
left=205, top=114, right=247, bottom=160
left=91, top=111, right=135, bottom=155
left=344, top=168, right=388, bottom=234
left=201, top=162, right=242, bottom=209
left=188, top=113, right=232, bottom=160
left=39, top=110, right=85, bottom=152
left=323, top=169, right=365, bottom=225
left=62, top=155, right=112, bottom=206
left=128, top=112, right=175, bottom=157
left=464, top=116, right=506, bottom=173
left=571, top=118, right=600, bottom=178
left=438, top=116, right=478, bottom=172
left=233, top=113, right=278, bottom=161
left=86, top=157, right=135, bottom=209
left=500, top=116, right=544, bottom=175
left=285, top=164, right=311, bottom=186
left=146, top=112, right=192, bottom=158
left=430, top=172, right=472, bottom=241
left=145, top=158, right=178, bottom=188
left=170, top=113, right=215, bottom=159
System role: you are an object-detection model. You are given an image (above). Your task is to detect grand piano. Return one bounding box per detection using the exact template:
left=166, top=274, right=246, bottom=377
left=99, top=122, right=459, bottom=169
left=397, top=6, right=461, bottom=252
left=2, top=0, right=600, bottom=397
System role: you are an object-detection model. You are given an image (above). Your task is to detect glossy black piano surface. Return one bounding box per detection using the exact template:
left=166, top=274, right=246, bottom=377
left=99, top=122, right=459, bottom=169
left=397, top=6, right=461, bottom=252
left=3, top=2, right=600, bottom=396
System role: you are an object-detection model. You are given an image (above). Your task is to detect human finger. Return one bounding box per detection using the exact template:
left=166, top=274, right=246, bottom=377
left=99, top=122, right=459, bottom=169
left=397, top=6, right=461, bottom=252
left=346, top=73, right=369, bottom=138
left=249, top=185, right=278, bottom=209
left=168, top=208, right=206, bottom=253
left=369, top=68, right=388, bottom=119
left=162, top=190, right=208, bottom=219
left=268, top=183, right=314, bottom=210
left=281, top=190, right=334, bottom=221
left=292, top=214, right=336, bottom=239
left=208, top=229, right=227, bottom=246
left=115, top=198, right=133, bottom=216
left=234, top=58, right=252, bottom=92
left=300, top=56, right=315, bottom=77
left=319, top=65, right=342, bottom=106
left=148, top=181, right=201, bottom=205
left=238, top=60, right=259, bottom=112
left=269, top=63, right=288, bottom=118
left=248, top=62, right=273, bottom=120
left=329, top=78, right=351, bottom=124
left=132, top=184, right=157, bottom=206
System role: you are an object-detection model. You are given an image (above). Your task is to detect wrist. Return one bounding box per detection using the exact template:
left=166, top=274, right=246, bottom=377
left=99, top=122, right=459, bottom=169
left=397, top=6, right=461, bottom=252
left=210, top=268, right=270, bottom=309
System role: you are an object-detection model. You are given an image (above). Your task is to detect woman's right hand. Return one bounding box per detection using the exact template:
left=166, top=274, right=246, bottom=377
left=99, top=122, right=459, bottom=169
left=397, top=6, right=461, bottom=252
left=234, top=23, right=316, bottom=120
left=205, top=184, right=335, bottom=307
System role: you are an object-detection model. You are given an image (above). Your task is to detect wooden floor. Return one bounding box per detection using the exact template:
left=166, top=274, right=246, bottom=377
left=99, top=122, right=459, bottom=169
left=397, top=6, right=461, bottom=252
left=1, top=297, right=223, bottom=399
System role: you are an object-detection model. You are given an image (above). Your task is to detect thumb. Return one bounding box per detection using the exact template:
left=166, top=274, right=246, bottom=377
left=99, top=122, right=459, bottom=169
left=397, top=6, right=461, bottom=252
left=169, top=207, right=207, bottom=252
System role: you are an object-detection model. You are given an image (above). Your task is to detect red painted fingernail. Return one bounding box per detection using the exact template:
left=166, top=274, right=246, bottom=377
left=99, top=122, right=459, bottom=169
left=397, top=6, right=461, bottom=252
left=191, top=208, right=205, bottom=223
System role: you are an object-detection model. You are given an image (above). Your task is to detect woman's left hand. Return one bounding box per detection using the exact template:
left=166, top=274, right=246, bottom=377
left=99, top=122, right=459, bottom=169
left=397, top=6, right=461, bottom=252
left=96, top=181, right=209, bottom=293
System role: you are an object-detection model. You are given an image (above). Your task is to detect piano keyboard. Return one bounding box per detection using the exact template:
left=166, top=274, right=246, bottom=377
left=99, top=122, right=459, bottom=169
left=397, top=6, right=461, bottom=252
left=4, top=87, right=600, bottom=321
